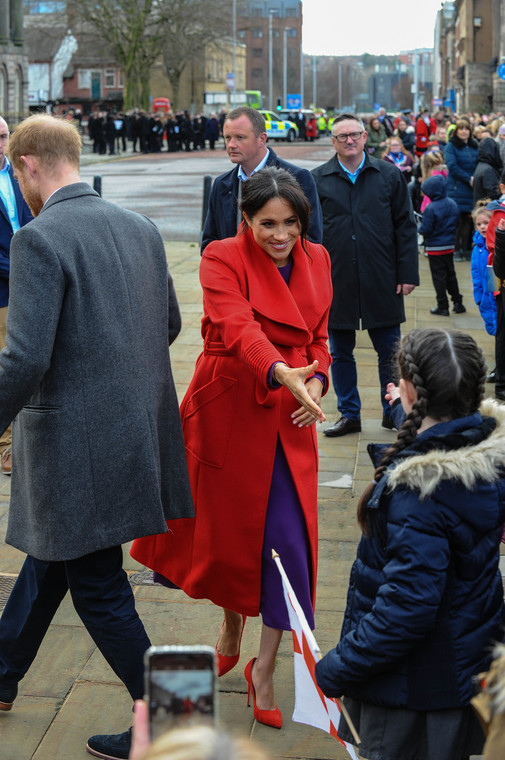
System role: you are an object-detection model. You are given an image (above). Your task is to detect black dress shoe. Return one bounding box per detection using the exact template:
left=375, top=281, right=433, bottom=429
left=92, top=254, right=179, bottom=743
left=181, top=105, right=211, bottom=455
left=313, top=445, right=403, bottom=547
left=381, top=415, right=395, bottom=430
left=487, top=369, right=496, bottom=383
left=324, top=417, right=361, bottom=437
left=430, top=306, right=449, bottom=316
left=496, top=391, right=505, bottom=402
left=453, top=302, right=466, bottom=313
left=86, top=728, right=131, bottom=760
left=0, top=681, right=17, bottom=711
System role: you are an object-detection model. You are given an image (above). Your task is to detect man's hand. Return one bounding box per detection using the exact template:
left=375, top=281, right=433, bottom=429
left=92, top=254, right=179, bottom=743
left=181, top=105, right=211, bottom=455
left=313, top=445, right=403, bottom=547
left=396, top=283, right=416, bottom=296
left=274, top=361, right=326, bottom=424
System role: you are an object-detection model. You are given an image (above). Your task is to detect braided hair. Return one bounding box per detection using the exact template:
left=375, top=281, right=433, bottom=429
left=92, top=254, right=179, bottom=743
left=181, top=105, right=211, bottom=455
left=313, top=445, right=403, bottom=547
left=357, top=328, right=487, bottom=533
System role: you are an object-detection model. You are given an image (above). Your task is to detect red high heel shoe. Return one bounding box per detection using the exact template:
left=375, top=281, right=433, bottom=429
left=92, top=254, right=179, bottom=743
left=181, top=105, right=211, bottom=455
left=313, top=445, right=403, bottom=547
left=215, top=614, right=246, bottom=677
left=244, top=658, right=282, bottom=729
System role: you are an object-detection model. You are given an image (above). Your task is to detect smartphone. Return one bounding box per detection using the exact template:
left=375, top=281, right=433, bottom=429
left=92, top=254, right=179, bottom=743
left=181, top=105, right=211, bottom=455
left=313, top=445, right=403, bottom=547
left=144, top=645, right=217, bottom=741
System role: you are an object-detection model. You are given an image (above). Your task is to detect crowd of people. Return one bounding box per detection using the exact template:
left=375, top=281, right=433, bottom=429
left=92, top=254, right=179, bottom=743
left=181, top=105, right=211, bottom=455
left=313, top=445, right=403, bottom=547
left=85, top=109, right=224, bottom=155
left=1, top=105, right=505, bottom=760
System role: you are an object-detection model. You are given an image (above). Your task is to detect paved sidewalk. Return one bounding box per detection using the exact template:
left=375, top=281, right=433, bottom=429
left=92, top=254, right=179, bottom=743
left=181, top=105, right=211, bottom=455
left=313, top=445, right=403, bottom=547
left=0, top=241, right=495, bottom=759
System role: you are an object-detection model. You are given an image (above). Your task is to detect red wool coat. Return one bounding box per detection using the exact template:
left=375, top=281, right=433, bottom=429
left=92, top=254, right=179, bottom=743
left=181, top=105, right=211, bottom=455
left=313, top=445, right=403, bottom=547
left=131, top=228, right=332, bottom=616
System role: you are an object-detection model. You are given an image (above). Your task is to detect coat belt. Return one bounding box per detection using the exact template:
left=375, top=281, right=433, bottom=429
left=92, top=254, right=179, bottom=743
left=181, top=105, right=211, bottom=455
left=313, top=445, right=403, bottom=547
left=203, top=341, right=233, bottom=356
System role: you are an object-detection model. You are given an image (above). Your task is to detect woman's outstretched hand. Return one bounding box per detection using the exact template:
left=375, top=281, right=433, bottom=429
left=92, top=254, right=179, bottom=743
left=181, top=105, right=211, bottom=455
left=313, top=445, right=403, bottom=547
left=273, top=360, right=326, bottom=426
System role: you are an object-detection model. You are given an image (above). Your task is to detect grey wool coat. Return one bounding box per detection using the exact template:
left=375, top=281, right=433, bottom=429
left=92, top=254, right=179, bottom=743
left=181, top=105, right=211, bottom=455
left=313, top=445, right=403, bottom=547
left=0, top=182, right=194, bottom=561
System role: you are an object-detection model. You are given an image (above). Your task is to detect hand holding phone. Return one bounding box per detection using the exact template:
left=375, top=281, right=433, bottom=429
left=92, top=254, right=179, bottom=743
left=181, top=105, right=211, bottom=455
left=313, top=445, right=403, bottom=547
left=144, top=645, right=216, bottom=741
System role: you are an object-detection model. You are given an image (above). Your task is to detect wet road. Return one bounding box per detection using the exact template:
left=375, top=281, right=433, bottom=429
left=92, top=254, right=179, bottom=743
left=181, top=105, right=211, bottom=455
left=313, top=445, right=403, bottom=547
left=79, top=139, right=332, bottom=242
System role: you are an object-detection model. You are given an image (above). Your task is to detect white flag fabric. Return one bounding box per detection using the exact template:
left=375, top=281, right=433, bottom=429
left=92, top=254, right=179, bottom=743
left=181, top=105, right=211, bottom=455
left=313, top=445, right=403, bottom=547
left=273, top=552, right=359, bottom=760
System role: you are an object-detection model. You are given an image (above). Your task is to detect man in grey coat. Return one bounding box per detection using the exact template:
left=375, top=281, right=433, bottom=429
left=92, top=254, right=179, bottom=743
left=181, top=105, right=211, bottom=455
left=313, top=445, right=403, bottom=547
left=0, top=114, right=194, bottom=760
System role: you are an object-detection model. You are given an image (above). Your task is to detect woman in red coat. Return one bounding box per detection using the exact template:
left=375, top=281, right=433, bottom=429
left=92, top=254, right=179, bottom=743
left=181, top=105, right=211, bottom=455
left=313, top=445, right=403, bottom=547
left=131, top=167, right=332, bottom=729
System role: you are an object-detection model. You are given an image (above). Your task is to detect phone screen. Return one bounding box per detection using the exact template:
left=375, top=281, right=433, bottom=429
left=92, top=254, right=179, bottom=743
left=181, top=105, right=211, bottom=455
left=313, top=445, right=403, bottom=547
left=145, top=646, right=216, bottom=740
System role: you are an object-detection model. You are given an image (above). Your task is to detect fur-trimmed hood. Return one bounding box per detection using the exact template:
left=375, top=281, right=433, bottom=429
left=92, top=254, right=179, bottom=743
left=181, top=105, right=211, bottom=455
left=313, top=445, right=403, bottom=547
left=387, top=399, right=505, bottom=500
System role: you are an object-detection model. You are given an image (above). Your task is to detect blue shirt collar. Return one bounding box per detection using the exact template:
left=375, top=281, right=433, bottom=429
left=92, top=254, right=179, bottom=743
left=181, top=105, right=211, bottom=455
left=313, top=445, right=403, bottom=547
left=338, top=153, right=366, bottom=183
left=237, top=148, right=270, bottom=181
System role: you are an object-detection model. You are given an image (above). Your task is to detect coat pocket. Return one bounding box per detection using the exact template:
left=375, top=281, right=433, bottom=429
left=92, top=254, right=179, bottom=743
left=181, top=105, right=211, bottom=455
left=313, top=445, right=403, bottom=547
left=183, top=375, right=238, bottom=468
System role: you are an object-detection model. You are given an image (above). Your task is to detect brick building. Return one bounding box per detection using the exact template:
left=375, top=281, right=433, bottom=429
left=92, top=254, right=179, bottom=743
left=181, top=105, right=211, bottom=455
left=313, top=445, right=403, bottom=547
left=238, top=0, right=302, bottom=110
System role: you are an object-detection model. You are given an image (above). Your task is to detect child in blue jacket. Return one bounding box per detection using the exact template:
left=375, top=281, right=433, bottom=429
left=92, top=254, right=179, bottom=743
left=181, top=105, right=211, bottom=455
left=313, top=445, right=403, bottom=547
left=471, top=202, right=497, bottom=381
left=419, top=175, right=465, bottom=316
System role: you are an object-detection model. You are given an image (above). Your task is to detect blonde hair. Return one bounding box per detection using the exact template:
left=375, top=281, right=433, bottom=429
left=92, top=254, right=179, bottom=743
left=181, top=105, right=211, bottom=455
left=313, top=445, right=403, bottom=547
left=140, top=726, right=271, bottom=760
left=384, top=136, right=413, bottom=162
left=8, top=114, right=81, bottom=173
left=420, top=149, right=446, bottom=180
left=472, top=199, right=492, bottom=224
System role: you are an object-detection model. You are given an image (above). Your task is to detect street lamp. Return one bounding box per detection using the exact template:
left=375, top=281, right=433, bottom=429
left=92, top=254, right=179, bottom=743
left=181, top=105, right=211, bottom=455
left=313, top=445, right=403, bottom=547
left=232, top=0, right=236, bottom=109
left=283, top=27, right=289, bottom=110
left=268, top=10, right=275, bottom=111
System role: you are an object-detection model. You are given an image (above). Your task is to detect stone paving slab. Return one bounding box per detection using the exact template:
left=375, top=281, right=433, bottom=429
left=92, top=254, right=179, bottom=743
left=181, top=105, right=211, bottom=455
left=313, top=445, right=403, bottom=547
left=0, top=167, right=495, bottom=759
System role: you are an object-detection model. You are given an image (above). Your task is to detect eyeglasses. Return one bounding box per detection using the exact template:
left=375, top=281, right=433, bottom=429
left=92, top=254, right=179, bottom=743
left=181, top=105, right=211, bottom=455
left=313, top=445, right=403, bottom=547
left=332, top=131, right=364, bottom=143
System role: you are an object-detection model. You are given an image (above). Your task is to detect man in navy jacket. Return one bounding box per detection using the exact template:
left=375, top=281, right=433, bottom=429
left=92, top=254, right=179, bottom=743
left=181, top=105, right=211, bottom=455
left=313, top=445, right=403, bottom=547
left=0, top=116, right=33, bottom=474
left=201, top=106, right=322, bottom=251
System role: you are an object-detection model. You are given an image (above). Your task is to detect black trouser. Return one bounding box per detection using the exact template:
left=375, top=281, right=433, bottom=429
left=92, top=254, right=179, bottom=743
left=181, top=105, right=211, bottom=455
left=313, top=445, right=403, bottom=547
left=428, top=253, right=462, bottom=309
left=455, top=211, right=473, bottom=255
left=0, top=546, right=150, bottom=702
left=495, top=294, right=505, bottom=395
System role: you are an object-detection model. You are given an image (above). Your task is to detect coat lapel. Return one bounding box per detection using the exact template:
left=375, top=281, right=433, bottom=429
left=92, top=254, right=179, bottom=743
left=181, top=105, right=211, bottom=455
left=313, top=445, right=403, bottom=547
left=239, top=228, right=319, bottom=335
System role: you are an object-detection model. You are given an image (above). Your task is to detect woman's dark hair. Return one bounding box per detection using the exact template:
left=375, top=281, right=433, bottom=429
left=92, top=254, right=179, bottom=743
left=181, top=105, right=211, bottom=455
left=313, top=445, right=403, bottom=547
left=357, top=328, right=487, bottom=533
left=239, top=166, right=311, bottom=249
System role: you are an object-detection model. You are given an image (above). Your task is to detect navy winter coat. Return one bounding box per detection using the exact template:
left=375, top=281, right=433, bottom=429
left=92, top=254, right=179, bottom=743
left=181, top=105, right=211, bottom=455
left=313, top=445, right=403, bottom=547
left=445, top=134, right=479, bottom=213
left=316, top=402, right=505, bottom=711
left=419, top=175, right=459, bottom=249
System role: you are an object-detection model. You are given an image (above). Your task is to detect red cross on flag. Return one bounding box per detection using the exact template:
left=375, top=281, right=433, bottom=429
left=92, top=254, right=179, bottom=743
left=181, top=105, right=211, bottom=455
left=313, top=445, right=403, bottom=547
left=273, top=550, right=360, bottom=760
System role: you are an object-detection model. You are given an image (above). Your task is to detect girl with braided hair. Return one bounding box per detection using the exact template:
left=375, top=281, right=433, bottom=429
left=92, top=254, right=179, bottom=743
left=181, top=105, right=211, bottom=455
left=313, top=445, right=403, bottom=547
left=315, top=327, right=505, bottom=760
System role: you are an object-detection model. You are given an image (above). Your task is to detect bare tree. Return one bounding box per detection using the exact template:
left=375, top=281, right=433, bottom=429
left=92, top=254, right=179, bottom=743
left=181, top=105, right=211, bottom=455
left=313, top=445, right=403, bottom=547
left=68, top=0, right=165, bottom=110
left=159, top=0, right=240, bottom=109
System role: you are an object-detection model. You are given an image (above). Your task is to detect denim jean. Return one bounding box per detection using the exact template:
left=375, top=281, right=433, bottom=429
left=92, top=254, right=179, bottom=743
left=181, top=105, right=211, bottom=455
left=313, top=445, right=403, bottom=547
left=328, top=325, right=401, bottom=419
left=0, top=545, right=150, bottom=701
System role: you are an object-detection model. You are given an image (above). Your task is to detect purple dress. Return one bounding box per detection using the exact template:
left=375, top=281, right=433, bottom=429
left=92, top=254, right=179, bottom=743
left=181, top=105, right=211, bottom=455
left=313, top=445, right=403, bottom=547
left=260, top=259, right=314, bottom=631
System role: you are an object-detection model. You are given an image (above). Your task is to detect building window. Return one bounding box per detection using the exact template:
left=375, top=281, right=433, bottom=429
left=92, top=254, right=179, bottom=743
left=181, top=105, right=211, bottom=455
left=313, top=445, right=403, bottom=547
left=252, top=28, right=263, bottom=37
left=24, top=1, right=66, bottom=13
left=286, top=28, right=297, bottom=37
left=285, top=7, right=297, bottom=16
left=252, top=68, right=263, bottom=78
left=118, top=69, right=124, bottom=88
left=251, top=7, right=263, bottom=15
left=238, top=29, right=246, bottom=39
left=78, top=69, right=91, bottom=89
left=105, top=69, right=116, bottom=88
left=253, top=48, right=262, bottom=57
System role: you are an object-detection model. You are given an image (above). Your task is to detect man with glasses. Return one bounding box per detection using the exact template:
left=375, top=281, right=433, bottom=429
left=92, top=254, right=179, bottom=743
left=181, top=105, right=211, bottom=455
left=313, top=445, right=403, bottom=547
left=312, top=113, right=418, bottom=436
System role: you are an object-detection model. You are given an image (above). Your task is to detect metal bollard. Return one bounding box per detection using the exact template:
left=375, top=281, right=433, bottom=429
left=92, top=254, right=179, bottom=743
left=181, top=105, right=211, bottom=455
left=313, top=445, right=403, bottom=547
left=93, top=175, right=102, bottom=197
left=200, top=174, right=212, bottom=250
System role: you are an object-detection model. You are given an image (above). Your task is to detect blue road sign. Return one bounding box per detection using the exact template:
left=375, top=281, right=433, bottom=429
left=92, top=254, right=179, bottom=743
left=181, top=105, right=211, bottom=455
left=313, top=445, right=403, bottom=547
left=286, top=94, right=302, bottom=110
left=498, top=63, right=505, bottom=81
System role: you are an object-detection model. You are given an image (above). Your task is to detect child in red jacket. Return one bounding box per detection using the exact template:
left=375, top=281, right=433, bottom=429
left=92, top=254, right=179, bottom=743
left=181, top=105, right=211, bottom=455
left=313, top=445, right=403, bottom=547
left=486, top=171, right=505, bottom=400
